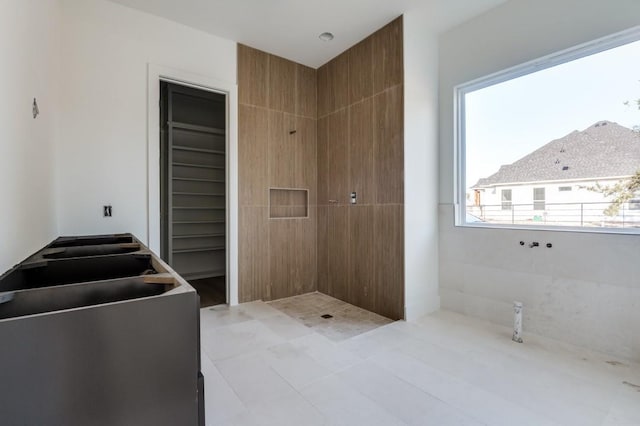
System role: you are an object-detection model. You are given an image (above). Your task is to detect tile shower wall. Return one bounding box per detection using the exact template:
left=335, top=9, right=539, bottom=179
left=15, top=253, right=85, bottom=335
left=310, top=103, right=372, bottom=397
left=238, top=17, right=404, bottom=319
left=317, top=17, right=405, bottom=320
left=238, top=45, right=317, bottom=302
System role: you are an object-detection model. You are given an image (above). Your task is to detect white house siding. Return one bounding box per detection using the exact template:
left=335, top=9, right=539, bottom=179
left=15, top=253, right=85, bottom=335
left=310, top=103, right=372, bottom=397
left=469, top=178, right=640, bottom=227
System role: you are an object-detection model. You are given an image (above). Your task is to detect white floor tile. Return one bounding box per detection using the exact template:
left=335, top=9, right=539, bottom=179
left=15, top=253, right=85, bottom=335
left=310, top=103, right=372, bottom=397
left=202, top=319, right=285, bottom=361
left=215, top=352, right=296, bottom=407
left=300, top=374, right=404, bottom=426
left=262, top=342, right=333, bottom=389
left=199, top=300, right=640, bottom=426
left=200, top=305, right=254, bottom=330
left=231, top=392, right=326, bottom=426
left=289, top=333, right=361, bottom=373
left=200, top=351, right=245, bottom=425
left=337, top=360, right=468, bottom=425
left=260, top=313, right=314, bottom=340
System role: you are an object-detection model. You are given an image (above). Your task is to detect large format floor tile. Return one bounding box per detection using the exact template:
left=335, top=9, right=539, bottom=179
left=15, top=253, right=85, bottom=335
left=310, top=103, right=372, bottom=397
left=201, top=295, right=640, bottom=426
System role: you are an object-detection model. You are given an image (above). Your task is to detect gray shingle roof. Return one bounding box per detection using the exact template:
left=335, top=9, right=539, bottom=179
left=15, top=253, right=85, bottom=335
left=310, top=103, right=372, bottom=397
left=473, top=121, right=640, bottom=188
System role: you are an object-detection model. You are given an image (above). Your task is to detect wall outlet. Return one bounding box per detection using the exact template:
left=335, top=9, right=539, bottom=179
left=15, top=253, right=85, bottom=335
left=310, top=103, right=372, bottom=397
left=103, top=205, right=112, bottom=217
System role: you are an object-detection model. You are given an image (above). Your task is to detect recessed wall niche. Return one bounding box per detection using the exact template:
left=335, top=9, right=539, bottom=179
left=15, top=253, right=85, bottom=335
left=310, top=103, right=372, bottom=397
left=269, top=188, right=308, bottom=218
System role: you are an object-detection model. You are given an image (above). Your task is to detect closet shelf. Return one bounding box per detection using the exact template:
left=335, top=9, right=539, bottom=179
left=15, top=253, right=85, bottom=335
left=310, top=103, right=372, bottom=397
left=169, top=121, right=225, bottom=135
left=181, top=269, right=226, bottom=280
left=173, top=162, right=225, bottom=170
left=173, top=192, right=225, bottom=197
left=173, top=177, right=225, bottom=183
left=173, top=233, right=225, bottom=239
left=173, top=246, right=225, bottom=254
left=173, top=206, right=225, bottom=210
left=173, top=220, right=225, bottom=225
left=173, top=145, right=225, bottom=155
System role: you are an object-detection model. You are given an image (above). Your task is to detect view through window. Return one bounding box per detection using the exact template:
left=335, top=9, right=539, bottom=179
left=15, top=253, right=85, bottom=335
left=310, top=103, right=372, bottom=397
left=460, top=33, right=640, bottom=230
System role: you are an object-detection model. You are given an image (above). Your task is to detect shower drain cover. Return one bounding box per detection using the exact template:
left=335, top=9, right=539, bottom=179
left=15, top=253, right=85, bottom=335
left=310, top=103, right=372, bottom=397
left=321, top=314, right=333, bottom=319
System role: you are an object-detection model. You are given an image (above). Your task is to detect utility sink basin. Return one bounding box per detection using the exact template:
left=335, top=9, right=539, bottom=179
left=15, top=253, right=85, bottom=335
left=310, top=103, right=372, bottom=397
left=0, top=234, right=203, bottom=426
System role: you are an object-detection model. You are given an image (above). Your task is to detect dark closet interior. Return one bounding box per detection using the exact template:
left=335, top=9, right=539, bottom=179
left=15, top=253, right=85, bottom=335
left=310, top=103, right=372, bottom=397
left=160, top=81, right=227, bottom=307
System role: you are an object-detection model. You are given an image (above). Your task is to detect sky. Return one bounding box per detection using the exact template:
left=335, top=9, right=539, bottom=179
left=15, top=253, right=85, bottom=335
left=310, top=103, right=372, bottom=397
left=464, top=37, right=640, bottom=190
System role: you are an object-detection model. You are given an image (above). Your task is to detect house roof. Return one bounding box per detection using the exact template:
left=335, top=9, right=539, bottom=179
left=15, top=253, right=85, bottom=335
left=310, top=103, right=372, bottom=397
left=473, top=121, right=640, bottom=188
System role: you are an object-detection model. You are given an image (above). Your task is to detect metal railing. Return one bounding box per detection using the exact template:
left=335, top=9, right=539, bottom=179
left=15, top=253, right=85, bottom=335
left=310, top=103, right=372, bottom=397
left=467, top=201, right=640, bottom=228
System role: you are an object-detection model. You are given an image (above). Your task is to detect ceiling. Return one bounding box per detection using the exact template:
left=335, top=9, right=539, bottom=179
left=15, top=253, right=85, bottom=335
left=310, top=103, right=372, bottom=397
left=108, top=0, right=508, bottom=68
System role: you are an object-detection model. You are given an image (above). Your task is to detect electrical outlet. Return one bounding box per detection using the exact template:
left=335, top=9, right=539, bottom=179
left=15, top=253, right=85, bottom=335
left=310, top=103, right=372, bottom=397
left=103, top=205, right=112, bottom=217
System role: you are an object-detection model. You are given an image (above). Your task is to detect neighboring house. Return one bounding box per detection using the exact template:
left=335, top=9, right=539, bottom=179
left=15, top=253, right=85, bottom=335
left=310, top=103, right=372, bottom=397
left=470, top=121, right=640, bottom=227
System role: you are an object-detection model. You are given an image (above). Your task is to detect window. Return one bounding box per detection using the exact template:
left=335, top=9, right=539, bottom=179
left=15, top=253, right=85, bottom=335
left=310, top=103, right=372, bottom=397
left=457, top=27, right=640, bottom=232
left=501, top=189, right=512, bottom=210
left=533, top=188, right=545, bottom=210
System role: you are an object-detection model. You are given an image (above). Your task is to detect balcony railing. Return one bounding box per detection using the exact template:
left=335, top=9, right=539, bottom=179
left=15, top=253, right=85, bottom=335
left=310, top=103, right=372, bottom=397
left=467, top=201, right=640, bottom=228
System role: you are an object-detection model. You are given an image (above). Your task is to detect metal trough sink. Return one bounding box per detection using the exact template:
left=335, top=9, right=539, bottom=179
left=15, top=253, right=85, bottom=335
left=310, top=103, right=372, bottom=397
left=0, top=234, right=204, bottom=426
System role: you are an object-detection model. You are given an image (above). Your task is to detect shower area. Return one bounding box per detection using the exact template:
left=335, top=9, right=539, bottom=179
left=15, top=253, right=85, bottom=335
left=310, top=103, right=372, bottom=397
left=237, top=17, right=405, bottom=320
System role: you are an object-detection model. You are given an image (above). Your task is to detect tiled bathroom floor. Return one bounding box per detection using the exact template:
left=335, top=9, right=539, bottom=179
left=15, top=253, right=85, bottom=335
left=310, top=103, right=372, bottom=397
left=200, top=294, right=640, bottom=426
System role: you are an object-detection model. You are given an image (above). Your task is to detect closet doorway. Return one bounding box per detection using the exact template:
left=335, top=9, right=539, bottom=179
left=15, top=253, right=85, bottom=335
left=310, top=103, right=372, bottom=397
left=160, top=81, right=227, bottom=307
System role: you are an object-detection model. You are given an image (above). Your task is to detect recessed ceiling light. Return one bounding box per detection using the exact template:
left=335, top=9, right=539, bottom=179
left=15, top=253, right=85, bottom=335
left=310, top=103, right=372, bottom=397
left=319, top=32, right=334, bottom=42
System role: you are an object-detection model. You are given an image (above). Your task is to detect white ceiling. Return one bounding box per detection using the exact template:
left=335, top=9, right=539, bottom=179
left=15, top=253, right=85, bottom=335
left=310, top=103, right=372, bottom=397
left=108, top=0, right=508, bottom=68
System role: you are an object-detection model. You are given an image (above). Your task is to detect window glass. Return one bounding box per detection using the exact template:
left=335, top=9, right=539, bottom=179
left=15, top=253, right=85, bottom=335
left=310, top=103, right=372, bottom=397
left=533, top=188, right=545, bottom=211
left=501, top=189, right=512, bottom=210
left=459, top=33, right=640, bottom=231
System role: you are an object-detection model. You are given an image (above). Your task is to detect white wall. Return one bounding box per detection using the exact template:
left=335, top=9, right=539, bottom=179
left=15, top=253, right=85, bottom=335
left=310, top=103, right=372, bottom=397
left=0, top=0, right=61, bottom=272
left=403, top=11, right=440, bottom=320
left=57, top=0, right=236, bottom=243
left=439, top=0, right=640, bottom=360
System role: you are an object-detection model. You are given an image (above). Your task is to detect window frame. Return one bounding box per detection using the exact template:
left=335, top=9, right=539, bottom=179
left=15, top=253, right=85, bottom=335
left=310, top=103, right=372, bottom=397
left=454, top=25, right=640, bottom=234
left=501, top=189, right=512, bottom=210
left=533, top=188, right=545, bottom=211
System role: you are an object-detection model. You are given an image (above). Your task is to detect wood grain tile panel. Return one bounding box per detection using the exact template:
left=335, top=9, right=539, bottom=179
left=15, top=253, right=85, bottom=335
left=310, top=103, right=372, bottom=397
left=296, top=64, right=317, bottom=118
left=318, top=53, right=349, bottom=117
left=268, top=218, right=293, bottom=300
left=296, top=211, right=317, bottom=296
left=349, top=98, right=375, bottom=205
left=269, top=213, right=317, bottom=300
left=373, top=85, right=404, bottom=204
left=295, top=116, right=317, bottom=205
left=268, top=54, right=296, bottom=113
left=348, top=36, right=373, bottom=104
left=327, top=206, right=349, bottom=302
left=374, top=205, right=404, bottom=319
left=372, top=17, right=403, bottom=93
left=317, top=116, right=328, bottom=205
left=317, top=63, right=330, bottom=118
left=327, top=109, right=349, bottom=204
left=330, top=52, right=349, bottom=114
left=239, top=105, right=268, bottom=206
left=268, top=111, right=296, bottom=188
left=317, top=206, right=328, bottom=294
left=238, top=44, right=268, bottom=107
left=238, top=206, right=269, bottom=302
left=348, top=205, right=376, bottom=312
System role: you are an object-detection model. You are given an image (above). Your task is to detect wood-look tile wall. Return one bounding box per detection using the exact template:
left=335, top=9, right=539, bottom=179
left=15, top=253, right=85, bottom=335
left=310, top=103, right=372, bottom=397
left=238, top=16, right=404, bottom=318
left=238, top=44, right=317, bottom=302
left=317, top=17, right=405, bottom=319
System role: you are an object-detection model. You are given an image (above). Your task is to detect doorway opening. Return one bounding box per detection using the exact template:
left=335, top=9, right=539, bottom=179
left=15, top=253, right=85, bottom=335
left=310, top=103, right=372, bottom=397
left=160, top=81, right=227, bottom=307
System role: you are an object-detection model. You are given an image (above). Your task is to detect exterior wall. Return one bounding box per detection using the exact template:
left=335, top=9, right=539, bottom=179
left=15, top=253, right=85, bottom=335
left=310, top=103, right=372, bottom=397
left=439, top=0, right=640, bottom=361
left=472, top=178, right=640, bottom=227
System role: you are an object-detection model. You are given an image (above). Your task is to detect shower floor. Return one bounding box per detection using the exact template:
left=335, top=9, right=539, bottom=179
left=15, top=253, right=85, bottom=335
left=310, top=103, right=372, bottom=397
left=268, top=292, right=392, bottom=341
